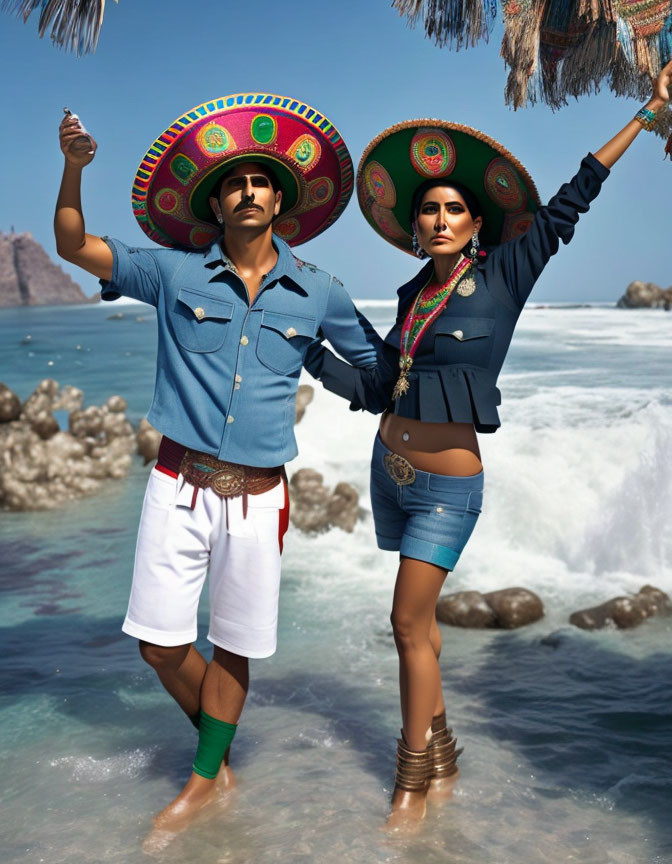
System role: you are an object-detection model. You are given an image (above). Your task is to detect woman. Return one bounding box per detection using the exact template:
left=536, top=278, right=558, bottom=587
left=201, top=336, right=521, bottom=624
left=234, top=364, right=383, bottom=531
left=318, top=62, right=672, bottom=830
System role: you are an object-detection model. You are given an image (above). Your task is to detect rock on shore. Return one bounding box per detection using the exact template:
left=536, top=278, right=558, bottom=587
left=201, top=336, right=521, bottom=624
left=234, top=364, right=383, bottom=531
left=289, top=468, right=360, bottom=533
left=0, top=232, right=93, bottom=307
left=569, top=585, right=672, bottom=630
left=0, top=380, right=136, bottom=510
left=616, top=281, right=672, bottom=310
left=436, top=587, right=544, bottom=629
left=294, top=385, right=314, bottom=424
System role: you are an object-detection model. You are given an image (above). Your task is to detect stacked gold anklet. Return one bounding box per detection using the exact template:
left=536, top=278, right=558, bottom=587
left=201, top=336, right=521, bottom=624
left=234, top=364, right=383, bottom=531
left=428, top=710, right=463, bottom=778
left=395, top=737, right=432, bottom=791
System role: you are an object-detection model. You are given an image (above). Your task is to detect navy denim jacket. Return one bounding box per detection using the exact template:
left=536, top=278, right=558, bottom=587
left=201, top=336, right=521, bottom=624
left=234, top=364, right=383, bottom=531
left=100, top=235, right=380, bottom=466
left=318, top=154, right=610, bottom=431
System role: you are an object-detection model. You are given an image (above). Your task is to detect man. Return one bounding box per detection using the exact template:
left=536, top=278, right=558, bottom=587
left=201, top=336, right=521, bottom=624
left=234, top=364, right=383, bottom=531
left=55, top=94, right=380, bottom=833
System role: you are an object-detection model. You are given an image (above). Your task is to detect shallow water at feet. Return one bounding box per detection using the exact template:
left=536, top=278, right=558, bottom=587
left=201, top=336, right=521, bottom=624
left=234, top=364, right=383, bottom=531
left=0, top=302, right=671, bottom=863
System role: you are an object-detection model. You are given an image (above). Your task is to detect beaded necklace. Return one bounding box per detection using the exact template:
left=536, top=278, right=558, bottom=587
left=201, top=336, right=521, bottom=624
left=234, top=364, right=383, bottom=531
left=392, top=254, right=473, bottom=400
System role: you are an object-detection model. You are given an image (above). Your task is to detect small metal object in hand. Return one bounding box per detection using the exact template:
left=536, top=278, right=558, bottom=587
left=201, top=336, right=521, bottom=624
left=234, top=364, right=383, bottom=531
left=63, top=107, right=94, bottom=154
left=384, top=452, right=416, bottom=486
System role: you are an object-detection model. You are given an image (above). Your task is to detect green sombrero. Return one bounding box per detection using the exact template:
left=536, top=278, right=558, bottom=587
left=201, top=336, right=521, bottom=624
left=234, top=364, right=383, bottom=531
left=356, top=120, right=542, bottom=255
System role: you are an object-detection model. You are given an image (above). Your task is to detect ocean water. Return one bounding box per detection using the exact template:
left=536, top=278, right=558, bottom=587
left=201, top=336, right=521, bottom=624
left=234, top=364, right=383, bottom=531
left=1, top=300, right=671, bottom=864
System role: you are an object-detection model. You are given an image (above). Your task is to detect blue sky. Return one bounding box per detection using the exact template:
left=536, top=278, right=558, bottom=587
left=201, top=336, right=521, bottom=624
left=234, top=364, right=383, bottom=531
left=1, top=0, right=669, bottom=301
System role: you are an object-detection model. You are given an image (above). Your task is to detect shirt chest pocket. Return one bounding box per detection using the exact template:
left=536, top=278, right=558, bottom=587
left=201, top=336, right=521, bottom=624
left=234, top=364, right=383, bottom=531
left=256, top=310, right=318, bottom=375
left=173, top=287, right=234, bottom=354
left=432, top=317, right=495, bottom=367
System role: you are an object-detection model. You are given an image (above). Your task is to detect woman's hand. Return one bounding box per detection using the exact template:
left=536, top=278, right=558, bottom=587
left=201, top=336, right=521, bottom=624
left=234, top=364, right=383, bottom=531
left=59, top=113, right=97, bottom=167
left=652, top=59, right=672, bottom=106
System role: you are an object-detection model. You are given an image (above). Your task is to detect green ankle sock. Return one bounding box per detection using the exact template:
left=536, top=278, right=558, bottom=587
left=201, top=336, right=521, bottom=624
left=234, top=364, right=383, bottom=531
left=192, top=711, right=237, bottom=779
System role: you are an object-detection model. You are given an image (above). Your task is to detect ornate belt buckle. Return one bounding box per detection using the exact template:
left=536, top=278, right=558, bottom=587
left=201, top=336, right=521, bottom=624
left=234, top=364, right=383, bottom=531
left=384, top=453, right=416, bottom=486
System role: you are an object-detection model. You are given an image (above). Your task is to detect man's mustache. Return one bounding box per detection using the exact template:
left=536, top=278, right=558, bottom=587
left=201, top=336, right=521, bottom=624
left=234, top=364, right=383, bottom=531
left=234, top=198, right=263, bottom=213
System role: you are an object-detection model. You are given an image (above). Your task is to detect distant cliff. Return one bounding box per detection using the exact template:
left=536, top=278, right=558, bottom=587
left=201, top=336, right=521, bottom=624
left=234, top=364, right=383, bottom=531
left=0, top=232, right=93, bottom=307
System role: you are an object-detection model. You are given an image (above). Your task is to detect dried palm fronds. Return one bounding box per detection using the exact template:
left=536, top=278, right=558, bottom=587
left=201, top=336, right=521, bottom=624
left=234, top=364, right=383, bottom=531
left=393, top=0, right=499, bottom=49
left=395, top=0, right=672, bottom=151
left=1, top=0, right=113, bottom=55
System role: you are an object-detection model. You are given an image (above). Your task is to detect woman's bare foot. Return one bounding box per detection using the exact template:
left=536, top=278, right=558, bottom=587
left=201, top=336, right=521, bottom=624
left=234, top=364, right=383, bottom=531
left=383, top=785, right=428, bottom=834
left=427, top=767, right=460, bottom=803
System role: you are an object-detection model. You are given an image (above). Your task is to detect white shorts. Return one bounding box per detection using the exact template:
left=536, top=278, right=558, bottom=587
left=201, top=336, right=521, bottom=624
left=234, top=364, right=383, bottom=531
left=122, top=466, right=290, bottom=659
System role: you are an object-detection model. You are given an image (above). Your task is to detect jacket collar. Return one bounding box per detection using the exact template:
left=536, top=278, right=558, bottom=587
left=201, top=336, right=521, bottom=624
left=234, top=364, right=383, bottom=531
left=202, top=235, right=310, bottom=295
left=397, top=260, right=434, bottom=308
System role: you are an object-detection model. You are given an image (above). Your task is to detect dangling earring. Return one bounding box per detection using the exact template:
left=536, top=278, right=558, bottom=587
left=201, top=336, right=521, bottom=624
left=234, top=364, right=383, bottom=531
left=469, top=229, right=480, bottom=263
left=412, top=231, right=427, bottom=260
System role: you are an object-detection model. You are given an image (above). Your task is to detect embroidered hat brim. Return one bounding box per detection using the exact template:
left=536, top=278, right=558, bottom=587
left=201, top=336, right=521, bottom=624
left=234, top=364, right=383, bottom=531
left=132, top=93, right=354, bottom=249
left=357, top=120, right=542, bottom=255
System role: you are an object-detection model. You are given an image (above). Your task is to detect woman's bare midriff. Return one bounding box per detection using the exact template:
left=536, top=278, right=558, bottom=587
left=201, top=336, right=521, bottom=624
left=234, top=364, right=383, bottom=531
left=379, top=412, right=483, bottom=476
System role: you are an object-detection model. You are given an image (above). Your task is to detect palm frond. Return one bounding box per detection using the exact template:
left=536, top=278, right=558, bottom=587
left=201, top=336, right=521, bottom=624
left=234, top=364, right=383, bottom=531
left=1, top=0, right=112, bottom=55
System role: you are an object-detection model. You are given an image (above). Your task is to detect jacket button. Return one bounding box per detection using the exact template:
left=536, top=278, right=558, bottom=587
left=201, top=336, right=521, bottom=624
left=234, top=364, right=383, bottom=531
left=227, top=415, right=235, bottom=424
left=286, top=327, right=297, bottom=338
left=240, top=335, right=249, bottom=346
left=194, top=307, right=205, bottom=321
left=452, top=329, right=464, bottom=340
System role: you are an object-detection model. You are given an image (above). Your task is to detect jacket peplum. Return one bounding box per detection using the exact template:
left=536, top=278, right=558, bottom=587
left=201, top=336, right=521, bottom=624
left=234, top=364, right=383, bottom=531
left=317, top=153, right=610, bottom=430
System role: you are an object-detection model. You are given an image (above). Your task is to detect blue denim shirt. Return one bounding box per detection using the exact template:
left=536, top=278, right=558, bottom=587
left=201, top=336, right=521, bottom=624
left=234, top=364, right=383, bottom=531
left=317, top=154, right=610, bottom=431
left=100, top=235, right=381, bottom=466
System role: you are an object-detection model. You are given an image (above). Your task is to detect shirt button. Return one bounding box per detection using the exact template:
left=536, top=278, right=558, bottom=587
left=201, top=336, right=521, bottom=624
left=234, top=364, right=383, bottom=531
left=240, top=335, right=249, bottom=346
left=227, top=415, right=235, bottom=424
left=436, top=507, right=443, bottom=513
left=234, top=384, right=240, bottom=390
left=194, top=307, right=205, bottom=321
left=452, top=330, right=464, bottom=340
left=285, top=326, right=297, bottom=338
left=235, top=374, right=242, bottom=383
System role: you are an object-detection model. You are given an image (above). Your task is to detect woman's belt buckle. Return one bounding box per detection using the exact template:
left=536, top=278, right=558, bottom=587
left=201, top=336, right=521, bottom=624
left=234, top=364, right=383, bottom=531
left=384, top=453, right=416, bottom=486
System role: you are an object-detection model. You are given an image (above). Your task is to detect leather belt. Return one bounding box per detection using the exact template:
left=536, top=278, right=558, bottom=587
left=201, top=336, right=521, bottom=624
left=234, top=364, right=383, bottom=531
left=179, top=449, right=285, bottom=518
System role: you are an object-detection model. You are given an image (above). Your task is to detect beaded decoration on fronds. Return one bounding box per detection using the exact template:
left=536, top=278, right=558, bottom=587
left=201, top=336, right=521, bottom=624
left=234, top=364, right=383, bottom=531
left=1, top=0, right=114, bottom=55
left=393, top=0, right=672, bottom=154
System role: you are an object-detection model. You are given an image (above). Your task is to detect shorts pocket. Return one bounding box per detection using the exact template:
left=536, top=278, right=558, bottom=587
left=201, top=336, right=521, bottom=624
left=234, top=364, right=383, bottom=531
left=146, top=467, right=179, bottom=508
left=138, top=469, right=178, bottom=536
left=226, top=482, right=285, bottom=544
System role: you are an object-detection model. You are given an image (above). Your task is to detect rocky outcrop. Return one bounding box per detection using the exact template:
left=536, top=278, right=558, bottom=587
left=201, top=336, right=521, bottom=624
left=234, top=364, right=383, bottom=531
left=436, top=587, right=544, bottom=629
left=0, top=380, right=136, bottom=510
left=616, top=281, right=672, bottom=310
left=0, top=232, right=92, bottom=307
left=289, top=468, right=360, bottom=533
left=569, top=585, right=672, bottom=630
left=136, top=418, right=162, bottom=465
left=294, top=385, right=314, bottom=424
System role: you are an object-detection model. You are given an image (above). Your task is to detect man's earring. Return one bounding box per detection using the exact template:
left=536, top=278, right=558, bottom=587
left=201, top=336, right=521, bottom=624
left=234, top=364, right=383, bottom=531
left=412, top=231, right=427, bottom=259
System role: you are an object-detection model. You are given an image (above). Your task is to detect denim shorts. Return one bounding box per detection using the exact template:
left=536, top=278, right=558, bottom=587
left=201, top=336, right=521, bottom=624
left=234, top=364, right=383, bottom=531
left=370, top=433, right=484, bottom=571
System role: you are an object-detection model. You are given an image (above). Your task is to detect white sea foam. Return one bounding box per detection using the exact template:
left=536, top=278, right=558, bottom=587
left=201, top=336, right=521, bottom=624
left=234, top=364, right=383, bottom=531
left=293, top=304, right=672, bottom=615
left=49, top=748, right=155, bottom=782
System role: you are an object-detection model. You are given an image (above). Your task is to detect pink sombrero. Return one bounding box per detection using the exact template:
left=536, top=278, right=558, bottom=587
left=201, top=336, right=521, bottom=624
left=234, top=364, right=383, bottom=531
left=131, top=93, right=354, bottom=249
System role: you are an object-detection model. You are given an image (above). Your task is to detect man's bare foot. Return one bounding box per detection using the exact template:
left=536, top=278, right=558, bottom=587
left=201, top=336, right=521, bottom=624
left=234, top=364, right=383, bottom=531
left=427, top=767, right=460, bottom=803
left=142, top=767, right=236, bottom=856
left=383, top=785, right=428, bottom=834
left=215, top=761, right=236, bottom=794
left=153, top=771, right=219, bottom=831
